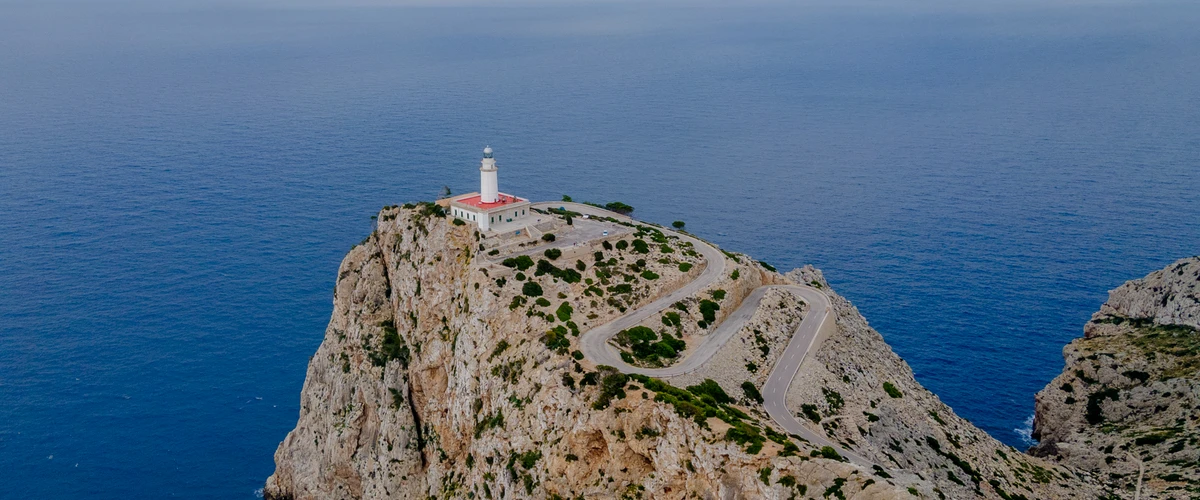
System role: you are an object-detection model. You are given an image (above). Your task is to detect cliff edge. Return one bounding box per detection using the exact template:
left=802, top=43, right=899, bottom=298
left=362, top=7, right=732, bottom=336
left=264, top=204, right=1121, bottom=499
left=1032, top=257, right=1200, bottom=499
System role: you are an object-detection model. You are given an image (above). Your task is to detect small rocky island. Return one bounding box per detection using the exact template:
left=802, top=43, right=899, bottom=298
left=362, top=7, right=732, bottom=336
left=264, top=150, right=1198, bottom=500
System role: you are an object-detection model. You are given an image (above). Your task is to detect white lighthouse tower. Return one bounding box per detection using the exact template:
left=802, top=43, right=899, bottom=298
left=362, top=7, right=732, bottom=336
left=445, top=146, right=531, bottom=232
left=480, top=146, right=499, bottom=203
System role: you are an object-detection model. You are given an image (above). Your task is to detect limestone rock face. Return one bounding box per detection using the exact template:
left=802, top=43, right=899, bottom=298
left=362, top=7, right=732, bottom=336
left=264, top=206, right=914, bottom=500
left=775, top=267, right=1105, bottom=500
left=264, top=204, right=1133, bottom=500
left=1032, top=257, right=1200, bottom=499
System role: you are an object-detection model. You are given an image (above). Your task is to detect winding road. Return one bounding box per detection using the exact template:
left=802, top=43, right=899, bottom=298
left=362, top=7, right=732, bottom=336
left=527, top=202, right=873, bottom=467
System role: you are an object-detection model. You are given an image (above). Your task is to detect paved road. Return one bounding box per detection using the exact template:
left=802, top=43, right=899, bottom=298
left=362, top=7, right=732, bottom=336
left=527, top=202, right=875, bottom=467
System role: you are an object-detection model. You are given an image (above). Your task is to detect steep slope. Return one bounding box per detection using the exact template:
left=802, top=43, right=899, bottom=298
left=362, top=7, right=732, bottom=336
left=1032, top=257, right=1200, bottom=499
left=265, top=205, right=914, bottom=499
left=265, top=203, right=1120, bottom=499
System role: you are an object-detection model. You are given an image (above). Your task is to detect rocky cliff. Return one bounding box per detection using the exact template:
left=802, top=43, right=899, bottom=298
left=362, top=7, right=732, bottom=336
left=1032, top=257, right=1200, bottom=499
left=264, top=204, right=1152, bottom=499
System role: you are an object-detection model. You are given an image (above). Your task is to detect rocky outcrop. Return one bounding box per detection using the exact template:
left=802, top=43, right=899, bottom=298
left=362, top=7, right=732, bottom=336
left=265, top=205, right=916, bottom=499
left=266, top=204, right=1179, bottom=499
left=1032, top=257, right=1200, bottom=499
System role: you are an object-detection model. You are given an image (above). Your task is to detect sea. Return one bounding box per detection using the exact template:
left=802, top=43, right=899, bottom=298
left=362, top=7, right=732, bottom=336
left=1, top=1, right=1198, bottom=497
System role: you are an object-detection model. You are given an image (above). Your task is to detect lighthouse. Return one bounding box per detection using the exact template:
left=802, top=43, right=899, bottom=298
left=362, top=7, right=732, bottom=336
left=445, top=146, right=531, bottom=232
left=480, top=146, right=499, bottom=203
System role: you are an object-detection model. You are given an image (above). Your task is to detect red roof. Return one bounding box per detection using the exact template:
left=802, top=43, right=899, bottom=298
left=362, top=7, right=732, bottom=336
left=454, top=193, right=525, bottom=210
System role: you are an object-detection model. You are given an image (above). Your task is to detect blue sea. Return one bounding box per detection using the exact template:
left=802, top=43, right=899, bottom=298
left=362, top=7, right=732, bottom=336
left=2, top=1, right=1198, bottom=497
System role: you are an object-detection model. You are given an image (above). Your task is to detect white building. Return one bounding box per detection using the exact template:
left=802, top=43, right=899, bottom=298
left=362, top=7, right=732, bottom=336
left=447, top=147, right=531, bottom=231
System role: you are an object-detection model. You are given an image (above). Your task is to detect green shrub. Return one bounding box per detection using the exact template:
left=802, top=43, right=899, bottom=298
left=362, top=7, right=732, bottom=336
left=508, top=296, right=527, bottom=310
left=817, top=446, right=843, bottom=461
left=575, top=260, right=586, bottom=271
left=612, top=326, right=687, bottom=365
left=608, top=283, right=633, bottom=295
left=556, top=302, right=573, bottom=321
left=592, top=368, right=629, bottom=409
left=883, top=382, right=903, bottom=398
left=604, top=201, right=634, bottom=215
left=710, top=289, right=726, bottom=300
left=615, top=240, right=628, bottom=251
left=730, top=269, right=740, bottom=280
left=678, top=262, right=693, bottom=272
left=544, top=248, right=562, bottom=260
left=502, top=255, right=535, bottom=271
left=522, top=282, right=543, bottom=297
left=535, top=297, right=551, bottom=307
left=801, top=404, right=821, bottom=423
left=452, top=218, right=466, bottom=226
left=542, top=233, right=556, bottom=242
left=370, top=320, right=410, bottom=369
left=557, top=268, right=582, bottom=283
left=741, top=381, right=763, bottom=404
left=571, top=350, right=584, bottom=360
left=662, top=311, right=681, bottom=327
left=672, top=220, right=685, bottom=229
left=758, top=261, right=777, bottom=272
left=488, top=340, right=509, bottom=361
left=631, top=239, right=650, bottom=254
left=687, top=379, right=733, bottom=404
left=699, top=300, right=720, bottom=323
left=514, top=272, right=526, bottom=281
left=541, top=327, right=571, bottom=353
left=641, top=270, right=659, bottom=280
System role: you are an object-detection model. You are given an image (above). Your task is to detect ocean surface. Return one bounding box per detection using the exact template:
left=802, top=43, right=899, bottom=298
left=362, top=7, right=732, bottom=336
left=2, top=1, right=1198, bottom=497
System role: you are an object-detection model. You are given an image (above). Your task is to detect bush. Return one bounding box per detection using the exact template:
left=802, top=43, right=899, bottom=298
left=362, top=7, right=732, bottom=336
left=542, top=233, right=556, bottom=242
left=535, top=297, right=551, bottom=307
left=661, top=311, right=681, bottom=327
left=631, top=239, right=650, bottom=254
left=698, top=300, right=720, bottom=323
left=741, top=381, right=763, bottom=404
left=602, top=241, right=613, bottom=250
left=679, top=262, right=693, bottom=272
left=536, top=259, right=559, bottom=276
left=615, top=240, right=628, bottom=251
left=605, top=201, right=634, bottom=215
left=592, top=368, right=629, bottom=409
left=817, top=446, right=843, bottom=461
left=575, top=260, right=586, bottom=271
left=522, top=282, right=543, bottom=297
left=641, top=270, right=659, bottom=280
left=730, top=269, right=740, bottom=280
left=883, top=382, right=903, bottom=398
left=672, top=220, right=685, bottom=229
left=544, top=248, right=562, bottom=260
left=710, top=289, right=726, bottom=300
left=556, top=302, right=573, bottom=321
left=562, top=195, right=572, bottom=202
left=515, top=272, right=526, bottom=281
left=452, top=218, right=466, bottom=226
left=613, top=326, right=686, bottom=365
left=758, top=260, right=777, bottom=272
left=687, top=379, right=733, bottom=404
left=801, top=404, right=821, bottom=423
left=502, top=255, right=535, bottom=271
left=541, top=327, right=571, bottom=352
left=371, top=319, right=410, bottom=369
left=487, top=249, right=499, bottom=256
